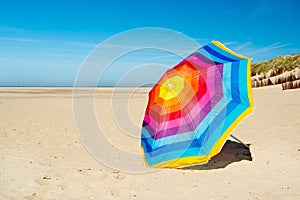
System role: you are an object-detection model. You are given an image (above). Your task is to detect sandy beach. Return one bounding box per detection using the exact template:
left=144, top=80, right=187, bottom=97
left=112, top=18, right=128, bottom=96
left=0, top=86, right=299, bottom=199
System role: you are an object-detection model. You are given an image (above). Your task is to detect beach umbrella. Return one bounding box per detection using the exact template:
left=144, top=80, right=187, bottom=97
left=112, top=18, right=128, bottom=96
left=141, top=41, right=253, bottom=168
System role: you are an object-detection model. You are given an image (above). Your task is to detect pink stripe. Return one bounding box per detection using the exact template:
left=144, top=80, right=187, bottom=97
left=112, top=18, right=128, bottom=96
left=186, top=55, right=212, bottom=68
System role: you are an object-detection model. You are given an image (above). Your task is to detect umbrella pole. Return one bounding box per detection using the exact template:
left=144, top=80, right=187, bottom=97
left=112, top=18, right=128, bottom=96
left=230, top=134, right=249, bottom=148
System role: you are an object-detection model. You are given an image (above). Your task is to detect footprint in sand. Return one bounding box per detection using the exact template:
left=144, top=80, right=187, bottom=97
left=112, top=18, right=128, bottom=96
left=34, top=176, right=54, bottom=186
left=23, top=192, right=43, bottom=200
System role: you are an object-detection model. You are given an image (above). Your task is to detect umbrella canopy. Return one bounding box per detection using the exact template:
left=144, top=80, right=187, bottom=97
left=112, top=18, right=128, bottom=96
left=141, top=40, right=253, bottom=168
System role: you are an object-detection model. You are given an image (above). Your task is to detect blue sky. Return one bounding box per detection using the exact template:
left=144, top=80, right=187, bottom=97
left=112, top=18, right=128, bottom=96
left=0, top=0, right=299, bottom=86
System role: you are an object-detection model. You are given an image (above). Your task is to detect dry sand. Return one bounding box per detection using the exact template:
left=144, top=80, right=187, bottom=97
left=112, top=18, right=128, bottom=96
left=0, top=86, right=299, bottom=199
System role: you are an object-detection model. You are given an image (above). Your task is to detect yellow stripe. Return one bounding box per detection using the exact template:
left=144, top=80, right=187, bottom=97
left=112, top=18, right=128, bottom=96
left=246, top=57, right=254, bottom=110
left=141, top=145, right=210, bottom=168
left=153, top=156, right=210, bottom=168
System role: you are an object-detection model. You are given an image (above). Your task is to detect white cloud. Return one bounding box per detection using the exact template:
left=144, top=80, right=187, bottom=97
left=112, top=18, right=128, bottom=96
left=248, top=42, right=292, bottom=55
left=223, top=41, right=239, bottom=46
left=234, top=41, right=252, bottom=50
left=0, top=37, right=39, bottom=43
left=0, top=25, right=29, bottom=33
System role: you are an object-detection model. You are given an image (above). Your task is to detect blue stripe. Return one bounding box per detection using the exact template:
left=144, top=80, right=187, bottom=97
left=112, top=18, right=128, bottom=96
left=144, top=147, right=203, bottom=167
left=238, top=59, right=250, bottom=106
left=203, top=45, right=238, bottom=62
left=196, top=48, right=226, bottom=63
left=230, top=61, right=241, bottom=104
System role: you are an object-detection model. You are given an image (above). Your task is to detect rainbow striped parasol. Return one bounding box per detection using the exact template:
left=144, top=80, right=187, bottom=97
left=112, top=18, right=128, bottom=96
left=141, top=41, right=253, bottom=168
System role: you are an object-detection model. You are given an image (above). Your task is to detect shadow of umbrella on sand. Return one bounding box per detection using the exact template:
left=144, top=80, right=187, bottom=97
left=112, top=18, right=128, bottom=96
left=183, top=140, right=252, bottom=170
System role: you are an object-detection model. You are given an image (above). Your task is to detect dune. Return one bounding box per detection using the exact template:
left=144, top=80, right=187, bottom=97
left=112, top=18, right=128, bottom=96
left=0, top=86, right=299, bottom=199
